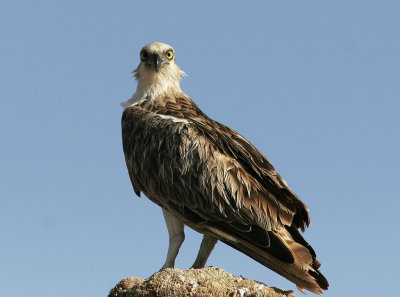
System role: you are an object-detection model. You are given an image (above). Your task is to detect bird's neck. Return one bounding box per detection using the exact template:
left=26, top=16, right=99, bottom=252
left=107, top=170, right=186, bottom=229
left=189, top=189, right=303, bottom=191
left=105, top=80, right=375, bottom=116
left=121, top=72, right=183, bottom=108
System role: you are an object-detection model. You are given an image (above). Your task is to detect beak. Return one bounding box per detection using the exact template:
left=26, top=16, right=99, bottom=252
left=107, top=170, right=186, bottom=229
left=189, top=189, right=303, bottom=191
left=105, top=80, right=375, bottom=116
left=151, top=53, right=164, bottom=72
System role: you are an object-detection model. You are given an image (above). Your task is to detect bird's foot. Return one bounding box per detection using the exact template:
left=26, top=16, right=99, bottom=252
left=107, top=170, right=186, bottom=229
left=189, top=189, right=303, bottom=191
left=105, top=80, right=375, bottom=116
left=159, top=263, right=174, bottom=272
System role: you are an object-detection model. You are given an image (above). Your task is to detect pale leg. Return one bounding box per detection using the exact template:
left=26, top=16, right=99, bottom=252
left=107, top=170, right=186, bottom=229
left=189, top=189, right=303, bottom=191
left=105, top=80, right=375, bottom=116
left=191, top=234, right=218, bottom=268
left=160, top=209, right=185, bottom=270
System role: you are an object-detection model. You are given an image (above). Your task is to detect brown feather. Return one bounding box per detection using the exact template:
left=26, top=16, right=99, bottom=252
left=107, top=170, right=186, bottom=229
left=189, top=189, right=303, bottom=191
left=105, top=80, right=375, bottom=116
left=121, top=94, right=328, bottom=293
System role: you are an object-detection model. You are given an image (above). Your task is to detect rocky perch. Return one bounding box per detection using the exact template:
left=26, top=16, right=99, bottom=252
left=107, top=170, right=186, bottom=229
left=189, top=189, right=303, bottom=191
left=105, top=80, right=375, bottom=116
left=109, top=267, right=295, bottom=297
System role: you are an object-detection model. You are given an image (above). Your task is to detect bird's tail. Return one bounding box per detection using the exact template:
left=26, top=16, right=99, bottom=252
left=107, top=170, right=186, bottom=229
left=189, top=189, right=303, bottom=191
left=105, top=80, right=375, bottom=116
left=206, top=223, right=329, bottom=294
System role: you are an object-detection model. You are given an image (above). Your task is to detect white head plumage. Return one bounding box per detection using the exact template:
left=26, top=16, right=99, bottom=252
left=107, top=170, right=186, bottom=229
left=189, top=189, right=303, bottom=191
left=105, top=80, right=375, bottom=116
left=121, top=42, right=187, bottom=108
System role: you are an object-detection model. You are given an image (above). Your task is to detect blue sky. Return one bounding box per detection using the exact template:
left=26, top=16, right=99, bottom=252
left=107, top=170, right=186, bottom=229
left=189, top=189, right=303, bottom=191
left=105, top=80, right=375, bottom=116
left=1, top=1, right=399, bottom=296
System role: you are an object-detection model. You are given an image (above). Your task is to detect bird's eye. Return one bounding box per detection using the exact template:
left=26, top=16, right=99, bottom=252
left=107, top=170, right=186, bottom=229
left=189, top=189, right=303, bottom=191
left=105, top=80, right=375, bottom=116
left=140, top=51, right=148, bottom=60
left=165, top=50, right=174, bottom=60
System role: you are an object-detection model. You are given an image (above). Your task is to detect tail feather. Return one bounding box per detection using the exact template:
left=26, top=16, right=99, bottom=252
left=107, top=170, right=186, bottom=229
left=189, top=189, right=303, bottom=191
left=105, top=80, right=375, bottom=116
left=205, top=224, right=329, bottom=294
left=167, top=204, right=329, bottom=293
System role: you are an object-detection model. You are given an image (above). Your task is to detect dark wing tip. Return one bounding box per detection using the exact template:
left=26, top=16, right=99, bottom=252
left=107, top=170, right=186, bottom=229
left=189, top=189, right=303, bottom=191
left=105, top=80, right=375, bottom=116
left=309, top=269, right=329, bottom=291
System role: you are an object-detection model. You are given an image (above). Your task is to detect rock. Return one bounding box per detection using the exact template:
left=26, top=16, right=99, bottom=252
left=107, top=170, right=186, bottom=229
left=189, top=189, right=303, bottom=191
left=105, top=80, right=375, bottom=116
left=109, top=267, right=295, bottom=297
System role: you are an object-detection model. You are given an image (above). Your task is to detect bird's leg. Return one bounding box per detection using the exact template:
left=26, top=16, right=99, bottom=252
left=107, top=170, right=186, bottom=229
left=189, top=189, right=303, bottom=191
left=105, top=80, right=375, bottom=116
left=191, top=234, right=218, bottom=268
left=160, top=209, right=185, bottom=270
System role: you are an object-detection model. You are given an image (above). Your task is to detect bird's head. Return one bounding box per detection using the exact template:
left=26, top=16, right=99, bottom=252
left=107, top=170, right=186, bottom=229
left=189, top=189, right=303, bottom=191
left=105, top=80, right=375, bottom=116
left=121, top=42, right=187, bottom=108
left=138, top=42, right=177, bottom=73
left=135, top=42, right=186, bottom=89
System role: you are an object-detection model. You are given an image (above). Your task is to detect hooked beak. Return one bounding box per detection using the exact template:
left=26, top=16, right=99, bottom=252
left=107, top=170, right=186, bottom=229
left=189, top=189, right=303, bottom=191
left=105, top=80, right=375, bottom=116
left=150, top=53, right=164, bottom=72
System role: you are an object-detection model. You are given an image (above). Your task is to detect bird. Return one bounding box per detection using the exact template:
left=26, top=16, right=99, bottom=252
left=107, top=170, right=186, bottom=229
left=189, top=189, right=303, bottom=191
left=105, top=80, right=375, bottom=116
left=121, top=42, right=329, bottom=294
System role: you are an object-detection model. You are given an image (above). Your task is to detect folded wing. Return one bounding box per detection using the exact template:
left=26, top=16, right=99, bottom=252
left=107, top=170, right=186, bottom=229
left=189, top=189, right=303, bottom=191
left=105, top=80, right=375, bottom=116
left=122, top=97, right=328, bottom=294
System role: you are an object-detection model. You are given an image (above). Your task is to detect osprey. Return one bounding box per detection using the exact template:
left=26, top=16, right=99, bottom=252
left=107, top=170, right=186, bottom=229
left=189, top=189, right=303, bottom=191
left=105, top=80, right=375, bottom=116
left=121, top=42, right=329, bottom=294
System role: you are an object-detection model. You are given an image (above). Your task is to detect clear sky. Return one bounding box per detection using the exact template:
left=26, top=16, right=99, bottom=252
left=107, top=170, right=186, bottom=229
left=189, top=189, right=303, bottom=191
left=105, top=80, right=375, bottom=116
left=1, top=1, right=399, bottom=296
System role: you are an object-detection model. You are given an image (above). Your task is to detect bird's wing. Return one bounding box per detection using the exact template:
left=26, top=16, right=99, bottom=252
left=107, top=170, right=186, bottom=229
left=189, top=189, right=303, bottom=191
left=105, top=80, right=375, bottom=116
left=122, top=100, right=328, bottom=294
left=190, top=116, right=311, bottom=231
left=142, top=95, right=310, bottom=231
